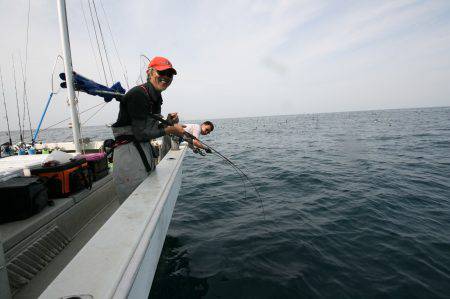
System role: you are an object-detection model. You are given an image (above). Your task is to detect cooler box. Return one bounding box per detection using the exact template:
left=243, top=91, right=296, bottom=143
left=30, top=158, right=91, bottom=198
left=0, top=176, right=48, bottom=223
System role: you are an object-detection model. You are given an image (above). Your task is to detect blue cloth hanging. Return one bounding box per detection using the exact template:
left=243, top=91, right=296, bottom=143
left=59, top=72, right=126, bottom=102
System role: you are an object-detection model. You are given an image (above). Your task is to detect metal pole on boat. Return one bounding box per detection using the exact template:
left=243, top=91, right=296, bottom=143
left=56, top=0, right=82, bottom=153
left=0, top=66, right=13, bottom=145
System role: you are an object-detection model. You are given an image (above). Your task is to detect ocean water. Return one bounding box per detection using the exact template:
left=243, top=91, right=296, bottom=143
left=150, top=107, right=450, bottom=299
left=2, top=107, right=449, bottom=298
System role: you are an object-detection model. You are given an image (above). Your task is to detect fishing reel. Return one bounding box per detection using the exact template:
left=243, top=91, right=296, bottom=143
left=192, top=148, right=206, bottom=156
left=184, top=136, right=211, bottom=156
left=184, top=135, right=212, bottom=156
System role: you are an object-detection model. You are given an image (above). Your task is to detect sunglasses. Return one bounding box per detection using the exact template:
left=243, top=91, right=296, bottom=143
left=157, top=69, right=175, bottom=78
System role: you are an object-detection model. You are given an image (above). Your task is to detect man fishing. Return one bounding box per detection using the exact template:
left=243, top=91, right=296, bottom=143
left=111, top=56, right=185, bottom=203
left=183, top=121, right=214, bottom=152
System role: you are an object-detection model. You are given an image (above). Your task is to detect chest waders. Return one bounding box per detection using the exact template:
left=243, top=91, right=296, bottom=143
left=112, top=84, right=160, bottom=173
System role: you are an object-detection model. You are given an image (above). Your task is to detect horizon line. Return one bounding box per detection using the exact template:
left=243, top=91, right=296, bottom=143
left=0, top=104, right=449, bottom=133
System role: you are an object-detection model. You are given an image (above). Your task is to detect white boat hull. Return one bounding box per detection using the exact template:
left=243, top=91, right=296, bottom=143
left=39, top=146, right=187, bottom=298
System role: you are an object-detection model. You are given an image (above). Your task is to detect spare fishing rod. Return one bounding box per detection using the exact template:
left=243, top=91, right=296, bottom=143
left=19, top=53, right=33, bottom=143
left=0, top=66, right=12, bottom=145
left=12, top=55, right=24, bottom=143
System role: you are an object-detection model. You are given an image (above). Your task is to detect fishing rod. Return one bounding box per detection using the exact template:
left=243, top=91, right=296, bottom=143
left=12, top=55, right=24, bottom=143
left=19, top=53, right=33, bottom=142
left=138, top=54, right=151, bottom=84
left=0, top=66, right=12, bottom=145
left=148, top=113, right=265, bottom=218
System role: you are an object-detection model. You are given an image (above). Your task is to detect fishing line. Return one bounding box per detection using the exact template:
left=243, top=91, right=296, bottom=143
left=183, top=130, right=265, bottom=219
left=193, top=146, right=247, bottom=201
left=145, top=113, right=265, bottom=218
left=211, top=151, right=247, bottom=202
left=193, top=145, right=248, bottom=202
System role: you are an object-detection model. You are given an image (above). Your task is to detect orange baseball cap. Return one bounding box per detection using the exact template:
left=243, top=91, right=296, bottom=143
left=148, top=56, right=177, bottom=75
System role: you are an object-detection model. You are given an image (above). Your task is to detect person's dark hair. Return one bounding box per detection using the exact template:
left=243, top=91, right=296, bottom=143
left=202, top=121, right=214, bottom=131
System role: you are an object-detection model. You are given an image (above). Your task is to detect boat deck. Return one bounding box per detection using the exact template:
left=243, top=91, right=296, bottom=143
left=0, top=173, right=117, bottom=298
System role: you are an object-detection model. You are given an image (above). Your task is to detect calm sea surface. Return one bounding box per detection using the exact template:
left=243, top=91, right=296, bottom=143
left=2, top=107, right=450, bottom=298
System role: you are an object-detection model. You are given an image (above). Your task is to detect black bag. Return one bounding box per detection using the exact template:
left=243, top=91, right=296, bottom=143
left=0, top=176, right=48, bottom=223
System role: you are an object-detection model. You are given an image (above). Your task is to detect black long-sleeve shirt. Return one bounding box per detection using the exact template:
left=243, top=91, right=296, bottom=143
left=112, top=82, right=165, bottom=141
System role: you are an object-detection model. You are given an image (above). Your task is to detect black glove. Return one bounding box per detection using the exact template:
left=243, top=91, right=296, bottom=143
left=205, top=148, right=212, bottom=154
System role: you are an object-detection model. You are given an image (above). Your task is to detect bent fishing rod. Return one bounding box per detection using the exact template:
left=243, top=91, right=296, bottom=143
left=148, top=113, right=266, bottom=219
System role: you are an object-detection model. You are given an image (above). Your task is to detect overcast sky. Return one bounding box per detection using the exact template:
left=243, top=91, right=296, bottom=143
left=0, top=0, right=449, bottom=132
